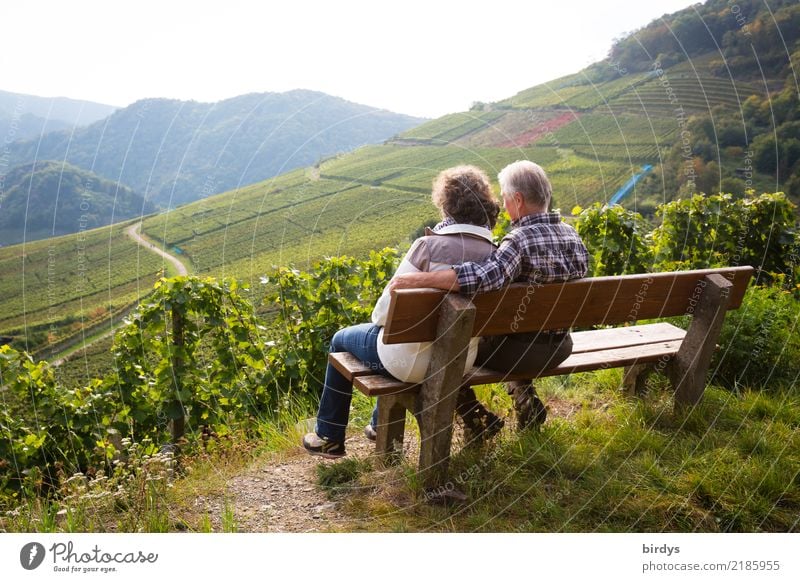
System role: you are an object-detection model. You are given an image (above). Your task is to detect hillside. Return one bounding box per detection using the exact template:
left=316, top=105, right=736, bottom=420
left=0, top=90, right=117, bottom=143
left=1, top=0, right=798, bottom=358
left=0, top=112, right=71, bottom=144
left=5, top=90, right=424, bottom=209
left=0, top=161, right=155, bottom=245
left=136, top=0, right=798, bottom=281
left=0, top=90, right=117, bottom=127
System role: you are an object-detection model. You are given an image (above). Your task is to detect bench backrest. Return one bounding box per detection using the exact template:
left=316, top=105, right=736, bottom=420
left=382, top=266, right=753, bottom=344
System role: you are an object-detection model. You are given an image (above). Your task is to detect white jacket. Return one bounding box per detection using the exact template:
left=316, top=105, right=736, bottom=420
left=371, top=223, right=495, bottom=383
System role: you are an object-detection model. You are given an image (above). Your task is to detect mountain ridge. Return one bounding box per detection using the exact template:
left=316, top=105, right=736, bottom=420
left=0, top=89, right=117, bottom=134
left=4, top=90, right=425, bottom=209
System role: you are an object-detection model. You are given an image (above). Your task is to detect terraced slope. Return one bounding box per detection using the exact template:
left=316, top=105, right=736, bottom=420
left=497, top=71, right=654, bottom=110
left=0, top=47, right=785, bottom=354
left=607, top=75, right=764, bottom=115
left=0, top=223, right=165, bottom=353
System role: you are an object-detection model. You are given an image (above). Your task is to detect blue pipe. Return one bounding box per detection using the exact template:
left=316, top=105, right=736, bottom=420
left=609, top=164, right=653, bottom=205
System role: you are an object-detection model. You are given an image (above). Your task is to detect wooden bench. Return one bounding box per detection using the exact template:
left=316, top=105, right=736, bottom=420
left=329, top=266, right=753, bottom=489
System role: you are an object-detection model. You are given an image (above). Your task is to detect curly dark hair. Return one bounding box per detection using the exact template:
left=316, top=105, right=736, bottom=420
left=431, top=165, right=500, bottom=229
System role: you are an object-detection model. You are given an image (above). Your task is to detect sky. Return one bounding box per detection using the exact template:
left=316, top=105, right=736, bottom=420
left=1, top=0, right=701, bottom=119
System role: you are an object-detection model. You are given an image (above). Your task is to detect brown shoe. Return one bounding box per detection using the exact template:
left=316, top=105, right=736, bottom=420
left=456, top=387, right=505, bottom=442
left=507, top=381, right=547, bottom=431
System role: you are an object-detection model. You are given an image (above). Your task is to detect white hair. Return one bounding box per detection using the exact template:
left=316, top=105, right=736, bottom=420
left=498, top=160, right=552, bottom=209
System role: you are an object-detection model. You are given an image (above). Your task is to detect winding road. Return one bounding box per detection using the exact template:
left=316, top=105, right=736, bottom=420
left=124, top=221, right=188, bottom=276
left=50, top=222, right=188, bottom=365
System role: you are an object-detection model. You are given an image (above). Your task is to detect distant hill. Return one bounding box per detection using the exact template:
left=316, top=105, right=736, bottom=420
left=0, top=90, right=117, bottom=142
left=5, top=90, right=425, bottom=209
left=0, top=112, right=71, bottom=144
left=0, top=90, right=117, bottom=126
left=0, top=161, right=154, bottom=246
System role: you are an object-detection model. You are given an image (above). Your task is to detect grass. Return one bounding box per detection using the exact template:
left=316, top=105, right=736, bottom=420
left=2, top=368, right=797, bottom=533
left=317, top=373, right=800, bottom=533
left=316, top=458, right=373, bottom=497
left=0, top=414, right=307, bottom=533
left=221, top=498, right=238, bottom=533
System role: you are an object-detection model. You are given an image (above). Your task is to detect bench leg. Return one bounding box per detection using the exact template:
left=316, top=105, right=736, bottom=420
left=417, top=295, right=476, bottom=490
left=668, top=273, right=733, bottom=409
left=623, top=364, right=653, bottom=397
left=418, top=396, right=459, bottom=487
left=375, top=393, right=415, bottom=464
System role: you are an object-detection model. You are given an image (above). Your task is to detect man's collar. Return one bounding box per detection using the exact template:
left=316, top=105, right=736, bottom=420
left=511, top=211, right=562, bottom=228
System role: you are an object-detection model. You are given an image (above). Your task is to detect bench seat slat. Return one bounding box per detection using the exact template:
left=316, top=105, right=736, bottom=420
left=571, top=322, right=685, bottom=354
left=329, top=351, right=378, bottom=382
left=469, top=339, right=682, bottom=382
left=331, top=323, right=685, bottom=383
left=353, top=339, right=683, bottom=397
left=354, top=374, right=418, bottom=396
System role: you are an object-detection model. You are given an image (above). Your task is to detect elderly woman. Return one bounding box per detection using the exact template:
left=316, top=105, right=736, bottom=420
left=303, top=165, right=502, bottom=458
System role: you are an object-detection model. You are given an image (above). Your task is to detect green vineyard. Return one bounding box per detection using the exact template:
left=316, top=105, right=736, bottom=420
left=551, top=113, right=677, bottom=145
left=396, top=111, right=505, bottom=142
left=497, top=71, right=653, bottom=110
left=608, top=75, right=765, bottom=115
left=0, top=37, right=792, bottom=359
left=0, top=224, right=165, bottom=351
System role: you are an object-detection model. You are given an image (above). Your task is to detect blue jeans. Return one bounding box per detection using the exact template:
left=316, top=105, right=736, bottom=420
left=316, top=323, right=383, bottom=442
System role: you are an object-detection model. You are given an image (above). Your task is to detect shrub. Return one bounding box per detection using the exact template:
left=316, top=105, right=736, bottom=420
left=261, top=248, right=399, bottom=397
left=651, top=192, right=798, bottom=284
left=713, top=284, right=800, bottom=389
left=573, top=203, right=653, bottom=276
left=111, top=276, right=270, bottom=443
left=0, top=346, right=123, bottom=501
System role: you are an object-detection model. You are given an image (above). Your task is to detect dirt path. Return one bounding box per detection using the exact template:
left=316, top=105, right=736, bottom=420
left=195, top=433, right=378, bottom=532
left=124, top=222, right=188, bottom=276
left=206, top=397, right=582, bottom=532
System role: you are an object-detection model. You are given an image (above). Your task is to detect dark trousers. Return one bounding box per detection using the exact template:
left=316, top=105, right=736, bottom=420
left=475, top=332, right=573, bottom=376
left=456, top=332, right=573, bottom=421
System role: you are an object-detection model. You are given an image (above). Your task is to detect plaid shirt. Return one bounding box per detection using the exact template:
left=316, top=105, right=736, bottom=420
left=455, top=212, right=589, bottom=294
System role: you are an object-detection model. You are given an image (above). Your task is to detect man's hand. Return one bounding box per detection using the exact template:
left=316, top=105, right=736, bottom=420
left=389, top=269, right=460, bottom=292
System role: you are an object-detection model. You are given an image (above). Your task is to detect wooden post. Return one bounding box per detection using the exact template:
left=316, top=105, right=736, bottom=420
left=417, top=294, right=475, bottom=489
left=670, top=274, right=732, bottom=409
left=170, top=307, right=186, bottom=443
left=622, top=364, right=653, bottom=397
left=375, top=392, right=416, bottom=465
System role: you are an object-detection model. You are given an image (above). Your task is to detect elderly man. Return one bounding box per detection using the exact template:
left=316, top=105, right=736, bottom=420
left=390, top=160, right=589, bottom=433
